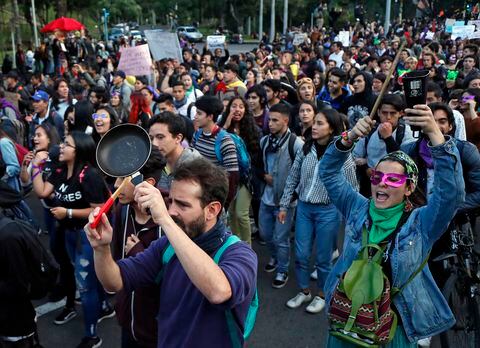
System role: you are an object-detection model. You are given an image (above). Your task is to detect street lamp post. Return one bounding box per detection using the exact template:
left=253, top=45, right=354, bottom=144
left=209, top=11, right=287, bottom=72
left=283, top=0, right=288, bottom=34
left=31, top=0, right=39, bottom=48
left=385, top=0, right=392, bottom=33
left=259, top=0, right=264, bottom=39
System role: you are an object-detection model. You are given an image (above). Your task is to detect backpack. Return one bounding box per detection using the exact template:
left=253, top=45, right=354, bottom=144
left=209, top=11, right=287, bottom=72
left=156, top=235, right=258, bottom=347
left=260, top=133, right=297, bottom=162
left=0, top=209, right=59, bottom=300
left=364, top=118, right=406, bottom=152
left=328, top=215, right=429, bottom=347
left=194, top=128, right=252, bottom=182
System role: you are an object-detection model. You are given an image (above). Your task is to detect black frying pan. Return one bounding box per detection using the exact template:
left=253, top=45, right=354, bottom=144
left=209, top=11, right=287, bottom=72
left=90, top=124, right=151, bottom=229
left=96, top=123, right=152, bottom=177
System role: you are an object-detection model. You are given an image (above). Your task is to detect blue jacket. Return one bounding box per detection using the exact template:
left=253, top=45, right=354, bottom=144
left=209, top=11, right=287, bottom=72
left=402, top=138, right=480, bottom=211
left=319, top=136, right=465, bottom=342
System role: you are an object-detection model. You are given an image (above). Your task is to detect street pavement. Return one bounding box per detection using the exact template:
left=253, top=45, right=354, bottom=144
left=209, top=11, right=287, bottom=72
left=28, top=194, right=329, bottom=348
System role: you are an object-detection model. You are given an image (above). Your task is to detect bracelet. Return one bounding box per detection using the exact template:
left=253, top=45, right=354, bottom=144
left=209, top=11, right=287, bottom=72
left=31, top=170, right=42, bottom=181
left=341, top=131, right=354, bottom=144
left=67, top=209, right=73, bottom=219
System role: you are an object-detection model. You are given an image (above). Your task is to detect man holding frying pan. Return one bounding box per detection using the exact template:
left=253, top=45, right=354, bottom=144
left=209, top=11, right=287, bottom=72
left=85, top=158, right=257, bottom=347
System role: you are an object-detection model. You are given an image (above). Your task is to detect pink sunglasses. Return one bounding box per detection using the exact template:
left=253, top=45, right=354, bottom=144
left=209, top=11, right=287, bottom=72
left=370, top=170, right=409, bottom=188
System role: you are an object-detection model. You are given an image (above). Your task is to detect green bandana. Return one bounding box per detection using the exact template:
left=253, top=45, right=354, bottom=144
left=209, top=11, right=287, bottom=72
left=368, top=200, right=406, bottom=244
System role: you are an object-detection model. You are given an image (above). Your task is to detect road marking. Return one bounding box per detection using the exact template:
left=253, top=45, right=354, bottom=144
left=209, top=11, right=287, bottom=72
left=35, top=300, right=66, bottom=317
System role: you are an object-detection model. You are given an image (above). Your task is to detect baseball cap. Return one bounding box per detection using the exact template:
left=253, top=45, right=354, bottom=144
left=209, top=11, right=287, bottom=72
left=30, top=90, right=50, bottom=102
left=114, top=70, right=126, bottom=79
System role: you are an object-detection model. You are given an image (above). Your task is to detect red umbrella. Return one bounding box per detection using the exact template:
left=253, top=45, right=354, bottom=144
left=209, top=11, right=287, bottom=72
left=41, top=17, right=84, bottom=33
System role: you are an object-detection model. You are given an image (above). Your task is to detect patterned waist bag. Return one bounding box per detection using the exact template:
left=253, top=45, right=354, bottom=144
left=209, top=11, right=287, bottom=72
left=328, top=222, right=429, bottom=347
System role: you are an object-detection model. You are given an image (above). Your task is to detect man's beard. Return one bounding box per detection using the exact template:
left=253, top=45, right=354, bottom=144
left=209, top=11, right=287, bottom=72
left=171, top=214, right=206, bottom=239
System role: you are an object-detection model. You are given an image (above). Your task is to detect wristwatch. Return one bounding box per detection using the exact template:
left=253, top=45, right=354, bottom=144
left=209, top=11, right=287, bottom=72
left=67, top=209, right=73, bottom=219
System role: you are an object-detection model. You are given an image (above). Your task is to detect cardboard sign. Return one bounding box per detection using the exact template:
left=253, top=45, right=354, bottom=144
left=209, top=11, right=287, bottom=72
left=293, top=33, right=307, bottom=46
left=468, top=20, right=480, bottom=30
left=144, top=30, right=183, bottom=62
left=451, top=25, right=476, bottom=40
left=117, top=44, right=152, bottom=76
left=207, top=35, right=225, bottom=48
left=338, top=31, right=350, bottom=47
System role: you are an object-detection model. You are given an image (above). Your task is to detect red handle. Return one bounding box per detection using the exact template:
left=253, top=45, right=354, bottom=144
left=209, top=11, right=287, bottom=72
left=90, top=197, right=114, bottom=229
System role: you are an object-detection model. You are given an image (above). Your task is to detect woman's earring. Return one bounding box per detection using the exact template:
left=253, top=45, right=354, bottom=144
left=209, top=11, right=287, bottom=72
left=404, top=196, right=413, bottom=212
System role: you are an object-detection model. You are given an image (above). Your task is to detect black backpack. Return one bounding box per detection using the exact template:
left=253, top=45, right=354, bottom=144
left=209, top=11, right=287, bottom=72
left=0, top=209, right=59, bottom=299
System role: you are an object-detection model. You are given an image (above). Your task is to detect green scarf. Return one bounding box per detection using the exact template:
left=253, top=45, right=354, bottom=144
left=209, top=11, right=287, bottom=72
left=368, top=200, right=406, bottom=244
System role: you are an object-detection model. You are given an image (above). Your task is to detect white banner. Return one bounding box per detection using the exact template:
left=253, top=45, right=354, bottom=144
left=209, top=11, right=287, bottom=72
left=144, top=30, right=183, bottom=62
left=445, top=18, right=455, bottom=33
left=293, top=33, right=307, bottom=46
left=117, top=44, right=152, bottom=76
left=338, top=31, right=350, bottom=48
left=451, top=25, right=476, bottom=40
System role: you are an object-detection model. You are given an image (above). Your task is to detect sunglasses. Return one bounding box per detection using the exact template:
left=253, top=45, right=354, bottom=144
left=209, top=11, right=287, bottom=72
left=461, top=95, right=475, bottom=103
left=92, top=113, right=109, bottom=120
left=370, top=170, right=409, bottom=188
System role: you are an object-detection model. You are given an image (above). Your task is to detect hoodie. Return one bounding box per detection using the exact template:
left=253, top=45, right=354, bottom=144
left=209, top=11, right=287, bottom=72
left=340, top=72, right=375, bottom=127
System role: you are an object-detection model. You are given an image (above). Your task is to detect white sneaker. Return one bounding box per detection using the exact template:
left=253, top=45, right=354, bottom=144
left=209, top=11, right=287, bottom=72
left=310, top=269, right=318, bottom=280
left=417, top=337, right=432, bottom=347
left=286, top=292, right=312, bottom=309
left=305, top=296, right=326, bottom=314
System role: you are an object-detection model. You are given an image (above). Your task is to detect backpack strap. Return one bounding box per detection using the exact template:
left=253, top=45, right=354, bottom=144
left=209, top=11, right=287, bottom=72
left=213, top=235, right=241, bottom=262
left=391, top=251, right=430, bottom=297
left=287, top=133, right=297, bottom=163
left=214, top=129, right=228, bottom=166
left=187, top=102, right=194, bottom=120
left=192, top=129, right=203, bottom=147
left=154, top=243, right=176, bottom=284
left=395, top=119, right=406, bottom=145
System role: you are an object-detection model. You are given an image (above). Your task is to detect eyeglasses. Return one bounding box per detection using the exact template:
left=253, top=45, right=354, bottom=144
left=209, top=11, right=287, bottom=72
left=60, top=141, right=76, bottom=149
left=370, top=170, right=409, bottom=188
left=92, top=113, right=109, bottom=120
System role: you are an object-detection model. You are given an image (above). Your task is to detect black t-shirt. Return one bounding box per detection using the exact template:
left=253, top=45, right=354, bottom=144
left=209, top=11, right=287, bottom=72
left=48, top=164, right=109, bottom=229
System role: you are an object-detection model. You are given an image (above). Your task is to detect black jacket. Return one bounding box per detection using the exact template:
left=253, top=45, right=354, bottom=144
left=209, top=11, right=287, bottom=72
left=0, top=181, right=36, bottom=337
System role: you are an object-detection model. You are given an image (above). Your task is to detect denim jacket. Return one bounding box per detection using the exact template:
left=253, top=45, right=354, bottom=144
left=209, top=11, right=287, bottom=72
left=319, top=136, right=465, bottom=342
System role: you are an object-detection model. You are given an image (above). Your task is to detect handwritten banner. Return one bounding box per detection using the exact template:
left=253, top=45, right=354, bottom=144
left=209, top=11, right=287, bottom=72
left=117, top=44, right=152, bottom=76
left=144, top=30, right=183, bottom=62
left=451, top=25, right=476, bottom=40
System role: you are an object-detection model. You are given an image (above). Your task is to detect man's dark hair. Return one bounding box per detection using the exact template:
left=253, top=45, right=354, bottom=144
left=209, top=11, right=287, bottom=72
left=172, top=157, right=228, bottom=209
left=463, top=72, right=480, bottom=89
left=333, top=41, right=343, bottom=50
left=463, top=54, right=479, bottom=66
left=205, top=63, right=217, bottom=72
left=157, top=93, right=174, bottom=105
left=429, top=102, right=456, bottom=136
left=269, top=102, right=290, bottom=117
left=91, top=85, right=110, bottom=103
left=379, top=93, right=406, bottom=111
left=195, top=96, right=224, bottom=122
left=263, top=78, right=281, bottom=92
left=422, top=52, right=436, bottom=63
left=88, top=62, right=101, bottom=74
left=373, top=72, right=387, bottom=83
left=224, top=63, right=239, bottom=76
left=426, top=81, right=443, bottom=100
left=140, top=146, right=167, bottom=184
left=135, top=75, right=148, bottom=86
left=148, top=111, right=186, bottom=140
left=329, top=67, right=348, bottom=83
left=464, top=44, right=479, bottom=56
left=172, top=81, right=186, bottom=90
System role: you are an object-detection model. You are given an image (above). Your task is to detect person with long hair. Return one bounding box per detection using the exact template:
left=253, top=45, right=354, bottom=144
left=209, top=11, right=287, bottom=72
left=32, top=131, right=114, bottom=347
left=20, top=124, right=78, bottom=322
left=51, top=78, right=77, bottom=120
left=340, top=71, right=375, bottom=128
left=218, top=96, right=262, bottom=244
left=109, top=92, right=129, bottom=123
left=129, top=91, right=151, bottom=129
left=320, top=107, right=464, bottom=346
left=297, top=100, right=317, bottom=140
left=279, top=109, right=358, bottom=314
left=68, top=100, right=95, bottom=135
left=246, top=84, right=270, bottom=136
left=457, top=88, right=480, bottom=149
left=91, top=104, right=120, bottom=144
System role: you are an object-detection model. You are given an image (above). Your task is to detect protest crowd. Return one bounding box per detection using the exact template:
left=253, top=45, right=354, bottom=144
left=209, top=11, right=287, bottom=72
left=1, top=6, right=480, bottom=348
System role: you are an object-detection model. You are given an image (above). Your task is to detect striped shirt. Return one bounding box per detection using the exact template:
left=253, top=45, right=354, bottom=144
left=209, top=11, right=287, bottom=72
left=192, top=129, right=239, bottom=172
left=279, top=145, right=359, bottom=209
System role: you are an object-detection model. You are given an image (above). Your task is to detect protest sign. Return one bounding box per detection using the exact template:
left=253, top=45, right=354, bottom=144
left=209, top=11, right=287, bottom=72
left=445, top=18, right=455, bottom=33
left=293, top=33, right=307, bottom=46
left=338, top=31, right=350, bottom=48
left=207, top=35, right=225, bottom=48
left=425, top=31, right=435, bottom=40
left=117, top=44, right=152, bottom=76
left=451, top=25, right=475, bottom=40
left=144, top=30, right=183, bottom=62
left=468, top=20, right=480, bottom=30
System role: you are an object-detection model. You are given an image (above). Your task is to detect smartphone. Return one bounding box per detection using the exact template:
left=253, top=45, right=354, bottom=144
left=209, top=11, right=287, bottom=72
left=403, top=70, right=429, bottom=133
